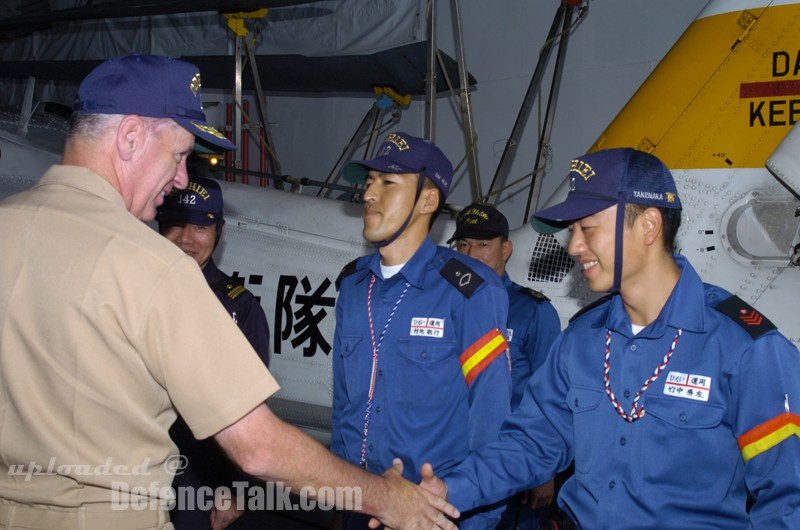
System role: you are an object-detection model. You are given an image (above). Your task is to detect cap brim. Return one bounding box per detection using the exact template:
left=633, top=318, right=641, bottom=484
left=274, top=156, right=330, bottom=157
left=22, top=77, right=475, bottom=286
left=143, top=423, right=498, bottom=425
left=176, top=118, right=236, bottom=151
left=193, top=138, right=218, bottom=154
left=530, top=195, right=617, bottom=234
left=529, top=216, right=567, bottom=235
left=446, top=228, right=505, bottom=244
left=156, top=209, right=218, bottom=226
left=342, top=159, right=421, bottom=184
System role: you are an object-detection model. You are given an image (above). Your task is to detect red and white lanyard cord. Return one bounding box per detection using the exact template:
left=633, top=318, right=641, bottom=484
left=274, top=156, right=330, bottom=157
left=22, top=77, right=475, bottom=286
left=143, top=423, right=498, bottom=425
left=603, top=328, right=682, bottom=422
left=359, top=275, right=410, bottom=469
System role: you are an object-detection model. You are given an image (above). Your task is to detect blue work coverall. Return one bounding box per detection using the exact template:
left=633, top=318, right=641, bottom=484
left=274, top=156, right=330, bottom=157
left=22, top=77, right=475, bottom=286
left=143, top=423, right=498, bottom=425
left=446, top=255, right=800, bottom=529
left=332, top=237, right=512, bottom=529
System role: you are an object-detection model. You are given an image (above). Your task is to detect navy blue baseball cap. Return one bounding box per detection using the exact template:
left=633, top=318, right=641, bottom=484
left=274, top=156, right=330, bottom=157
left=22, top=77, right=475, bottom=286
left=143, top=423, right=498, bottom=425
left=343, top=132, right=454, bottom=198
left=156, top=176, right=224, bottom=226
left=75, top=54, right=236, bottom=151
left=531, top=148, right=682, bottom=234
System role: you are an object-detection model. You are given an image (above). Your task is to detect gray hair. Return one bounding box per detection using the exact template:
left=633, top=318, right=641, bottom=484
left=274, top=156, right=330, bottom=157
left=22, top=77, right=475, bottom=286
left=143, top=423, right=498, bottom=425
left=68, top=112, right=173, bottom=142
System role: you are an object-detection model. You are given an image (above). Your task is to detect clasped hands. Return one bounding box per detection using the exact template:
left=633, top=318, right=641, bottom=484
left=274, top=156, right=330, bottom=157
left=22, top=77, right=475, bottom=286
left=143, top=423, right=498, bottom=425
left=370, top=458, right=457, bottom=530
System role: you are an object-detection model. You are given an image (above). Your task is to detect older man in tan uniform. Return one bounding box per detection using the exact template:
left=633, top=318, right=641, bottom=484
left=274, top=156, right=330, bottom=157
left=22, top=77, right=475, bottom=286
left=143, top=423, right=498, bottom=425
left=0, top=54, right=457, bottom=530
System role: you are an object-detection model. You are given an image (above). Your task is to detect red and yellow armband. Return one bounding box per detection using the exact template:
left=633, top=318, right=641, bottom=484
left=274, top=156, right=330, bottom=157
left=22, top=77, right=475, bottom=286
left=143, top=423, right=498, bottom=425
left=460, top=328, right=508, bottom=386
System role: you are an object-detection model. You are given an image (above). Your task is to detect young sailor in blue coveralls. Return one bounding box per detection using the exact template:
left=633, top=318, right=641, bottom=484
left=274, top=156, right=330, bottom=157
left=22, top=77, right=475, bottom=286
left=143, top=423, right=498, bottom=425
left=332, top=132, right=513, bottom=529
left=438, top=148, right=800, bottom=529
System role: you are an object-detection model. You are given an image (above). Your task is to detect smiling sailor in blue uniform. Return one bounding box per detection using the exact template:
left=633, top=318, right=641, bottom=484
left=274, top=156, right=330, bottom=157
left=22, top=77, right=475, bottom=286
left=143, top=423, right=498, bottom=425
left=441, top=148, right=800, bottom=529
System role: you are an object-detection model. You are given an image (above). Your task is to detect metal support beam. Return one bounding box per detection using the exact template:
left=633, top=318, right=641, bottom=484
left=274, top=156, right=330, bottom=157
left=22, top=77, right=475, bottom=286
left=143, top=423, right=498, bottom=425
left=451, top=0, right=481, bottom=201
left=317, top=102, right=385, bottom=198
left=233, top=36, right=243, bottom=170
left=225, top=9, right=283, bottom=187
left=425, top=0, right=437, bottom=140
left=319, top=87, right=407, bottom=197
left=524, top=3, right=575, bottom=221
left=244, top=36, right=281, bottom=176
left=486, top=3, right=566, bottom=199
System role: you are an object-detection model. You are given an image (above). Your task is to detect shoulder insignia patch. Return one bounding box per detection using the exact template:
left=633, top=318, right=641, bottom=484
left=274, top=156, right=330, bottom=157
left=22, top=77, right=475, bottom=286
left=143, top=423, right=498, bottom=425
left=336, top=258, right=359, bottom=291
left=440, top=258, right=485, bottom=298
left=210, top=277, right=250, bottom=302
left=524, top=287, right=550, bottom=301
left=569, top=294, right=613, bottom=323
left=225, top=283, right=247, bottom=301
left=714, top=295, right=776, bottom=339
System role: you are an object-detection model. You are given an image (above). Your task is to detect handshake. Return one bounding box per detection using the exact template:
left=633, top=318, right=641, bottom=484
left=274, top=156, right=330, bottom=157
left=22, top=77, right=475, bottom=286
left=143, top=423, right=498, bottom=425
left=364, top=458, right=457, bottom=530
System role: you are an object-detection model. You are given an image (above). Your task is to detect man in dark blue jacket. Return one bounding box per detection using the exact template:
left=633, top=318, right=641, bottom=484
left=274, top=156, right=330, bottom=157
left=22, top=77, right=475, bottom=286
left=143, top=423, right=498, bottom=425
left=157, top=175, right=271, bottom=530
left=449, top=203, right=562, bottom=530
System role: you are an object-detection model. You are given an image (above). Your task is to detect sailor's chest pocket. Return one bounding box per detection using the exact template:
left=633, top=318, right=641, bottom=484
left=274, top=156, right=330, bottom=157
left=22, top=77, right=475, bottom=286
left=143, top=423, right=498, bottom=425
left=393, top=338, right=459, bottom=406
left=339, top=335, right=368, bottom=402
left=566, top=386, right=605, bottom=475
left=644, top=394, right=723, bottom=429
left=637, top=394, right=726, bottom=489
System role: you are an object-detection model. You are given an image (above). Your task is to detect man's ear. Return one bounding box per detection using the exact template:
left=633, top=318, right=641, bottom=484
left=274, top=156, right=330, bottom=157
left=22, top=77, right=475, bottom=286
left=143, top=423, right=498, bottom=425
left=116, top=115, right=146, bottom=162
left=641, top=207, right=663, bottom=247
left=419, top=185, right=440, bottom=215
left=502, top=239, right=513, bottom=263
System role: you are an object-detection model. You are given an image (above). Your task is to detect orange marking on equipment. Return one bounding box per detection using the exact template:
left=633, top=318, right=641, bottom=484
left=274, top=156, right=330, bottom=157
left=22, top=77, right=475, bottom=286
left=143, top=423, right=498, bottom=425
left=740, top=80, right=800, bottom=98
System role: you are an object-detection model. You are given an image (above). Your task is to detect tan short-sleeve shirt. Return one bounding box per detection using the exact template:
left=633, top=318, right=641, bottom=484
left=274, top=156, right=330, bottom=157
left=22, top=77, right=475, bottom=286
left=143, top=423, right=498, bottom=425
left=0, top=166, right=279, bottom=510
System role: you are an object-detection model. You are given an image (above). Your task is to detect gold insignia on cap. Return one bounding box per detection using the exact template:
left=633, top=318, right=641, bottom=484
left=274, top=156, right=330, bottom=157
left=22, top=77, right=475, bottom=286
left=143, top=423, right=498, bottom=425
left=569, top=159, right=596, bottom=181
left=464, top=207, right=490, bottom=220
left=191, top=122, right=227, bottom=140
left=665, top=192, right=676, bottom=203
left=190, top=74, right=201, bottom=97
left=385, top=132, right=410, bottom=151
left=186, top=181, right=211, bottom=200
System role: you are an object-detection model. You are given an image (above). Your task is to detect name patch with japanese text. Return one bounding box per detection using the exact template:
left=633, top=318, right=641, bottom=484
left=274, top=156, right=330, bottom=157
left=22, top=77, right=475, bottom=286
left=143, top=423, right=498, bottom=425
left=664, top=371, right=712, bottom=402
left=410, top=318, right=445, bottom=338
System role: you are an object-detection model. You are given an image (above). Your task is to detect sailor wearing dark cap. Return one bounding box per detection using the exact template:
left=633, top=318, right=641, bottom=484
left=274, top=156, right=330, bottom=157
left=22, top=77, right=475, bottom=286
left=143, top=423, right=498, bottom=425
left=157, top=176, right=270, bottom=364
left=332, top=132, right=513, bottom=530
left=449, top=203, right=560, bottom=410
left=157, top=176, right=271, bottom=529
left=449, top=203, right=561, bottom=530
